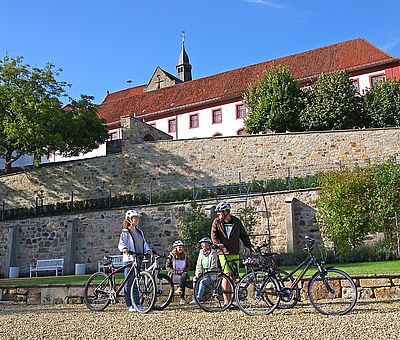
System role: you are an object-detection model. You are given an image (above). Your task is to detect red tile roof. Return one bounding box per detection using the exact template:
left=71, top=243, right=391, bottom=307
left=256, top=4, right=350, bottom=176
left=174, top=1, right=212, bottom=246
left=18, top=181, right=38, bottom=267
left=102, top=85, right=146, bottom=104
left=98, top=38, right=399, bottom=125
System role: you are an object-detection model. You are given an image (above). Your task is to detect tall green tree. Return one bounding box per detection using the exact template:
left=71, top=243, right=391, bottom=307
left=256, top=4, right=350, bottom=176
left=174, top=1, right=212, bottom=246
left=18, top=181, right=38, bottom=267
left=0, top=55, right=108, bottom=173
left=362, top=78, right=400, bottom=127
left=301, top=71, right=363, bottom=130
left=243, top=65, right=303, bottom=133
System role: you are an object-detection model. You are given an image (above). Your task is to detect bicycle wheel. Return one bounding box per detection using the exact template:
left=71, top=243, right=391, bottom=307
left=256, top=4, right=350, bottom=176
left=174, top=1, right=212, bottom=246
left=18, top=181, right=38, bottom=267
left=83, top=272, right=112, bottom=311
left=194, top=271, right=234, bottom=312
left=153, top=273, right=174, bottom=310
left=276, top=268, right=300, bottom=309
left=308, top=268, right=357, bottom=316
left=235, top=271, right=280, bottom=316
left=131, top=271, right=156, bottom=314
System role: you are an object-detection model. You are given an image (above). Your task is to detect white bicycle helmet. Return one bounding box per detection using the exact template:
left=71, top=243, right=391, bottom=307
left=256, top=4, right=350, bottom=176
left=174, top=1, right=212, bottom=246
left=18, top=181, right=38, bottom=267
left=215, top=202, right=231, bottom=212
left=173, top=240, right=185, bottom=247
left=125, top=209, right=141, bottom=220
left=199, top=237, right=212, bottom=243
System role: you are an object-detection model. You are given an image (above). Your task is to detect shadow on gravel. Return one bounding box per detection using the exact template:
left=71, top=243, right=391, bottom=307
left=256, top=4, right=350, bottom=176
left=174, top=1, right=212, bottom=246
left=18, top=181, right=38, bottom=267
left=353, top=299, right=400, bottom=314
left=0, top=304, right=87, bottom=316
left=2, top=299, right=399, bottom=317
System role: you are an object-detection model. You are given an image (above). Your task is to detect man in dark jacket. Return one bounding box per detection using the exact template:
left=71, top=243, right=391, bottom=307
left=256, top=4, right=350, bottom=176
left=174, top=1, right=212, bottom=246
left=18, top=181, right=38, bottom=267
left=210, top=201, right=255, bottom=306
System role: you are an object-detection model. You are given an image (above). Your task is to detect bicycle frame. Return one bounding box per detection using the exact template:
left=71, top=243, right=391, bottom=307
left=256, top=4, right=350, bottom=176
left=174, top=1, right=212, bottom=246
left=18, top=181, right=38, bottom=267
left=106, top=257, right=139, bottom=297
left=279, top=250, right=326, bottom=290
left=144, top=254, right=161, bottom=277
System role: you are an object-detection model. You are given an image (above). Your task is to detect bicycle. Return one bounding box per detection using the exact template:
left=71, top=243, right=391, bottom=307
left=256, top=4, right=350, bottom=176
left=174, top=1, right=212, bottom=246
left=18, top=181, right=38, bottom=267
left=239, top=244, right=300, bottom=311
left=193, top=244, right=244, bottom=312
left=144, top=251, right=174, bottom=310
left=83, top=253, right=156, bottom=313
left=236, top=236, right=358, bottom=316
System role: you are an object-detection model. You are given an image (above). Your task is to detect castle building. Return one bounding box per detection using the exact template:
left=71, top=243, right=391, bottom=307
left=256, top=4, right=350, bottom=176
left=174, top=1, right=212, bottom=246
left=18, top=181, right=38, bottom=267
left=98, top=37, right=400, bottom=140
left=2, top=37, right=400, bottom=171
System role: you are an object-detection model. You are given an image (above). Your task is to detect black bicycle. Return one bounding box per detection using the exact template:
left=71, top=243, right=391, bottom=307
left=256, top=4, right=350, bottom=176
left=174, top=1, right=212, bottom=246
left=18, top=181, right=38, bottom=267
left=236, top=236, right=358, bottom=316
left=83, top=253, right=156, bottom=313
left=238, top=244, right=300, bottom=312
left=193, top=245, right=243, bottom=312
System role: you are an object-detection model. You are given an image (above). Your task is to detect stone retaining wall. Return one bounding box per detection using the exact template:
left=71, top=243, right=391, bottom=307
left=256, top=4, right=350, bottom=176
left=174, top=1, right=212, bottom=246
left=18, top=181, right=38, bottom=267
left=0, top=190, right=319, bottom=278
left=0, top=128, right=399, bottom=208
left=1, top=274, right=399, bottom=305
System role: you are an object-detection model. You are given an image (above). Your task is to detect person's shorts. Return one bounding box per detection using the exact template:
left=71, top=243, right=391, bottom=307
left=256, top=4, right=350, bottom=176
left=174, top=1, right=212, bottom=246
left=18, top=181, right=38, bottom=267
left=218, top=254, right=240, bottom=275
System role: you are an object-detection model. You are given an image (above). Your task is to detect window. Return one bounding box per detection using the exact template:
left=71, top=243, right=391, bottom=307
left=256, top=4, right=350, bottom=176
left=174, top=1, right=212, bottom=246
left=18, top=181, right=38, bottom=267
left=237, top=128, right=246, bottom=136
left=236, top=104, right=246, bottom=119
left=213, top=132, right=222, bottom=137
left=168, top=118, right=176, bottom=133
left=370, top=74, right=385, bottom=88
left=108, top=131, right=118, bottom=141
left=212, top=109, right=222, bottom=124
left=352, top=79, right=360, bottom=94
left=189, top=114, right=199, bottom=128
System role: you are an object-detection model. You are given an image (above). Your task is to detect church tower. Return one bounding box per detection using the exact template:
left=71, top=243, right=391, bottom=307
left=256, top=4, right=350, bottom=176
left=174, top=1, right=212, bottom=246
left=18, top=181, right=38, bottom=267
left=176, top=31, right=192, bottom=82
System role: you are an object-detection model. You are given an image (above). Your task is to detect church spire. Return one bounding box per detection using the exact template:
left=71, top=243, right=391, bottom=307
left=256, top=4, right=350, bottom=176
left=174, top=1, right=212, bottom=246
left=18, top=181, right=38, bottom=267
left=176, top=31, right=192, bottom=82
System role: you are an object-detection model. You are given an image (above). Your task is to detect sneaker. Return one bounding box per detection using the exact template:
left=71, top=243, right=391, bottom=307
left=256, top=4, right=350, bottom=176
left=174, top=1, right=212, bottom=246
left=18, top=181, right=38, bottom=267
left=179, top=298, right=187, bottom=305
left=127, top=306, right=135, bottom=312
left=175, top=287, right=182, bottom=295
left=189, top=300, right=197, bottom=305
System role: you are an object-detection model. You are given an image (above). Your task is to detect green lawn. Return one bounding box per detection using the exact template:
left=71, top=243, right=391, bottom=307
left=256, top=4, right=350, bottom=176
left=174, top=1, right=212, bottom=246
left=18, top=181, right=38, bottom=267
left=1, top=260, right=400, bottom=287
left=279, top=260, right=400, bottom=277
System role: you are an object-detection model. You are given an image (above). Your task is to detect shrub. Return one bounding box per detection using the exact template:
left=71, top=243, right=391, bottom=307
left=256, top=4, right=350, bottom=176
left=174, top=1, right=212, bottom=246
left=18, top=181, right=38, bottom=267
left=317, top=157, right=400, bottom=254
left=177, top=202, right=214, bottom=267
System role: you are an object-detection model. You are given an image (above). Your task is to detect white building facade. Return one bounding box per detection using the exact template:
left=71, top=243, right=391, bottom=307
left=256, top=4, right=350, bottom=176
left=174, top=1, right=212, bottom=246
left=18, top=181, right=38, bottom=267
left=98, top=38, right=400, bottom=142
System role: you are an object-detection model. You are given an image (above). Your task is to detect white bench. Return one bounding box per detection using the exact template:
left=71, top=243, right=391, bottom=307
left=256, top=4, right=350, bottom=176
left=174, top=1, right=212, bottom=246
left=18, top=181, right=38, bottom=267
left=30, top=258, right=64, bottom=277
left=98, top=255, right=124, bottom=271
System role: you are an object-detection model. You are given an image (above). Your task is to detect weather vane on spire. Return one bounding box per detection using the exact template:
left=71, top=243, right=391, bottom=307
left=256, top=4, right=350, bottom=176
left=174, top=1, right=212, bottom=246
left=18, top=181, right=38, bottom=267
left=181, top=30, right=185, bottom=45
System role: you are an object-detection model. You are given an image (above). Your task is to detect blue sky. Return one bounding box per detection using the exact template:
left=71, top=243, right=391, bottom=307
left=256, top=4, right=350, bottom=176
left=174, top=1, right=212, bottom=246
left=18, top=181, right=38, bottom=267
left=1, top=0, right=400, bottom=104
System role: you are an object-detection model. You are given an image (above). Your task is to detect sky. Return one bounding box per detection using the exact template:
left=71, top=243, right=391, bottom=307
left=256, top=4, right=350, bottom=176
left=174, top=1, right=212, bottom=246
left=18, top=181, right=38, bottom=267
left=1, top=0, right=400, bottom=104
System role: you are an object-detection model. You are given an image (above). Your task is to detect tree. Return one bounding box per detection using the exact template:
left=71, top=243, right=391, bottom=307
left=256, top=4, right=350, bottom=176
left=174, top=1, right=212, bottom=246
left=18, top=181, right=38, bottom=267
left=0, top=55, right=108, bottom=173
left=317, top=158, right=400, bottom=253
left=362, top=78, right=400, bottom=128
left=300, top=71, right=363, bottom=131
left=243, top=65, right=303, bottom=133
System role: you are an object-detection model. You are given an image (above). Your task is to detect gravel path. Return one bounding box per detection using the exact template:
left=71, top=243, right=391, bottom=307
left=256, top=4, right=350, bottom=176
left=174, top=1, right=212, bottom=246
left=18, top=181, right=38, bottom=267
left=1, top=299, right=399, bottom=340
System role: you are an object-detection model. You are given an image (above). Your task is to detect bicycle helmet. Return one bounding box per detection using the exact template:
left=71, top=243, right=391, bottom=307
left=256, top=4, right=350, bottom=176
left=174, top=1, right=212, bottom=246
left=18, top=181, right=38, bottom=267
left=199, top=237, right=212, bottom=243
left=173, top=240, right=185, bottom=247
left=125, top=209, right=141, bottom=220
left=215, top=202, right=231, bottom=212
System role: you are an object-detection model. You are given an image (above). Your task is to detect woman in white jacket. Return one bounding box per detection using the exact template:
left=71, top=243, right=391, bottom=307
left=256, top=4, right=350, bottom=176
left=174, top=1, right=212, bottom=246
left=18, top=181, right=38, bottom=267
left=118, top=209, right=152, bottom=312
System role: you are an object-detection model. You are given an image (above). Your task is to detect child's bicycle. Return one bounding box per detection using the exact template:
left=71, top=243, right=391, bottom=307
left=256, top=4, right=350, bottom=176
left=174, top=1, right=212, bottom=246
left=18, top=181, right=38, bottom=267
left=83, top=253, right=156, bottom=313
left=144, top=251, right=174, bottom=310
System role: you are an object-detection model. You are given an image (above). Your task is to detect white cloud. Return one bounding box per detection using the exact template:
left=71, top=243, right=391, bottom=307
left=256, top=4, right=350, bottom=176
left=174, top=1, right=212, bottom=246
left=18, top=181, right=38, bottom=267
left=244, top=0, right=286, bottom=9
